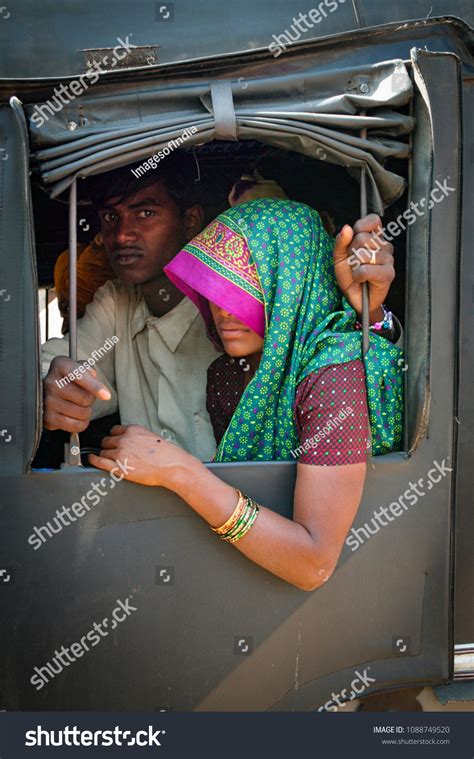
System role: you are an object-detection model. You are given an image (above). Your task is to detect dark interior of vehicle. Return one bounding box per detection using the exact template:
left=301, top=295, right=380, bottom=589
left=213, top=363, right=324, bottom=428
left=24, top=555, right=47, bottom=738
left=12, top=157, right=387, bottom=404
left=32, top=140, right=408, bottom=468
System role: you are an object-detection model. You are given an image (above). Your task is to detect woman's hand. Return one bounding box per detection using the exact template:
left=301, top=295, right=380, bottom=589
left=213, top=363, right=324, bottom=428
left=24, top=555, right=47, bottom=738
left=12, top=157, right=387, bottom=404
left=88, top=424, right=196, bottom=490
left=332, top=214, right=395, bottom=324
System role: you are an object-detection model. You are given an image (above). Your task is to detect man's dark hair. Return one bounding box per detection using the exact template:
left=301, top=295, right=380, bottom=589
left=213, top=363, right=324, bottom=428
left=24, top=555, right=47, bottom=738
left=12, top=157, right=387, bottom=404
left=85, top=150, right=200, bottom=213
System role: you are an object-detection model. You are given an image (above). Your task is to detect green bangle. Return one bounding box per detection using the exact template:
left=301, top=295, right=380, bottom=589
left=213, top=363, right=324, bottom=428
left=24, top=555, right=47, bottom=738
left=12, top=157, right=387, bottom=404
left=227, top=503, right=259, bottom=543
left=221, top=500, right=253, bottom=541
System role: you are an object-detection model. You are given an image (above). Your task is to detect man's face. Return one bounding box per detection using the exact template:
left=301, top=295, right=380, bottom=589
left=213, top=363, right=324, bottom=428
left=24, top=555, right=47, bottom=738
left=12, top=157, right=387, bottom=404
left=97, top=179, right=195, bottom=286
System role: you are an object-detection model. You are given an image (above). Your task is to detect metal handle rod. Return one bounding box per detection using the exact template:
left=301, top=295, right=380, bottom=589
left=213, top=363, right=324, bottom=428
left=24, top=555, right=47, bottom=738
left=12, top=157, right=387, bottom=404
left=45, top=286, right=49, bottom=341
left=69, top=179, right=78, bottom=362
left=360, top=112, right=373, bottom=458
left=64, top=179, right=82, bottom=467
left=360, top=113, right=370, bottom=358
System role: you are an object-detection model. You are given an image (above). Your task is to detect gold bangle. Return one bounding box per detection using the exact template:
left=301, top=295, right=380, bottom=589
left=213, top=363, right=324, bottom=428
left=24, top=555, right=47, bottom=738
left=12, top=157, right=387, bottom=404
left=211, top=489, right=246, bottom=535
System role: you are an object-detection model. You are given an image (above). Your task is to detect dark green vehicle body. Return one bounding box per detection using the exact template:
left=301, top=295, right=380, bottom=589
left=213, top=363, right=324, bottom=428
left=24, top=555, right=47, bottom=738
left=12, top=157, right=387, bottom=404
left=0, top=1, right=473, bottom=710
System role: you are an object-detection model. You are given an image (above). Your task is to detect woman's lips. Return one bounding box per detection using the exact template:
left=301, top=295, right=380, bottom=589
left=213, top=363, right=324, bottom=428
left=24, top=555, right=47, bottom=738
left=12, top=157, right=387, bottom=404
left=218, top=324, right=249, bottom=338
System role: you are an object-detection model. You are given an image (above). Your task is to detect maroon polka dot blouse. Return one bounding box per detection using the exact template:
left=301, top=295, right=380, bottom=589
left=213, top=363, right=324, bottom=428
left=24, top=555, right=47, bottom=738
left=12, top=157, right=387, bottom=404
left=206, top=355, right=370, bottom=466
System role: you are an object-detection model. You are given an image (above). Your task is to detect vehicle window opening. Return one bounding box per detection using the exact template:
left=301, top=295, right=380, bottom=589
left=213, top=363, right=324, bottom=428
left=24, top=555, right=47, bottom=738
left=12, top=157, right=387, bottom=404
left=32, top=139, right=409, bottom=470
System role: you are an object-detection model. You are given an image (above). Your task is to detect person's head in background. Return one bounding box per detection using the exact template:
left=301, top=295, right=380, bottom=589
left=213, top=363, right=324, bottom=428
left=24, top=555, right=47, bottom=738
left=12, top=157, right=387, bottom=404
left=86, top=152, right=204, bottom=297
left=54, top=234, right=116, bottom=334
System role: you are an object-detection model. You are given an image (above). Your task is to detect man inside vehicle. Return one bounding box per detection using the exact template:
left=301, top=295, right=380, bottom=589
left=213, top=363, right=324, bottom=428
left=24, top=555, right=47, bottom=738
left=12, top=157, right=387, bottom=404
left=41, top=151, right=401, bottom=461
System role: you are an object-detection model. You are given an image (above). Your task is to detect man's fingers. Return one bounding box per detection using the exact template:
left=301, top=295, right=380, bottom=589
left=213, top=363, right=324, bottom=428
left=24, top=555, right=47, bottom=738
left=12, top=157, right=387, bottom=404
left=353, top=214, right=382, bottom=235
left=44, top=396, right=92, bottom=423
left=43, top=356, right=112, bottom=434
left=65, top=370, right=111, bottom=401
left=43, top=411, right=90, bottom=433
left=332, top=225, right=354, bottom=263
left=44, top=376, right=97, bottom=408
left=48, top=356, right=111, bottom=401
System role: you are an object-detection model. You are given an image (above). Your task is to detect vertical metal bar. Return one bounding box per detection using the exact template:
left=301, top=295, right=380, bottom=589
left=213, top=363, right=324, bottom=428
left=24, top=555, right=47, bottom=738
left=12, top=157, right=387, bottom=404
left=69, top=179, right=78, bottom=363
left=360, top=112, right=371, bottom=457
left=45, top=286, right=49, bottom=342
left=403, top=75, right=414, bottom=455
left=359, top=113, right=370, bottom=358
left=64, top=179, right=82, bottom=467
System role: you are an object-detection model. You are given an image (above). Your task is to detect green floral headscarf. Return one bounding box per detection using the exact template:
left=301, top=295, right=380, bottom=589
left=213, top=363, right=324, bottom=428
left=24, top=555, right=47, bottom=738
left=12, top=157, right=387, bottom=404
left=169, top=198, right=404, bottom=462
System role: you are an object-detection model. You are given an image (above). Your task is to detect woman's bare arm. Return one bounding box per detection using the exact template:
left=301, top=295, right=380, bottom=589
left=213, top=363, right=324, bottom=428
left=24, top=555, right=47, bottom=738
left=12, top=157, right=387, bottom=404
left=171, top=457, right=366, bottom=591
left=89, top=425, right=366, bottom=591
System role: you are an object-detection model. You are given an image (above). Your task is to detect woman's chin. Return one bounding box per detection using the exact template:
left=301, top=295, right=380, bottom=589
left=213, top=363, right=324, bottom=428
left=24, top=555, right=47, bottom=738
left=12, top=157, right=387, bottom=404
left=224, top=344, right=248, bottom=357
left=219, top=333, right=263, bottom=358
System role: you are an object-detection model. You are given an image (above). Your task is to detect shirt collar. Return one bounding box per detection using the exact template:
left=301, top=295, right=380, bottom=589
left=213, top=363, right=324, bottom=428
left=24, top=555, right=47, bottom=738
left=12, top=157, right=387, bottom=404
left=131, top=291, right=202, bottom=353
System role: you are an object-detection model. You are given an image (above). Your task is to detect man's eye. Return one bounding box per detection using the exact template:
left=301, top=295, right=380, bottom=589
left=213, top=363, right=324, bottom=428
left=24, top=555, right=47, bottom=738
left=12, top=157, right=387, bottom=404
left=102, top=212, right=117, bottom=223
left=138, top=210, right=155, bottom=218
